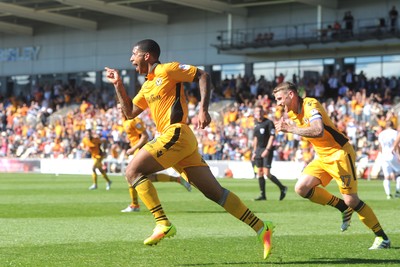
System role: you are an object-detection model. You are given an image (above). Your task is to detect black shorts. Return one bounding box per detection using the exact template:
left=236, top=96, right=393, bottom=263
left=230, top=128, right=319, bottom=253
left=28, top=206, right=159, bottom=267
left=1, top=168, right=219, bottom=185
left=254, top=147, right=273, bottom=168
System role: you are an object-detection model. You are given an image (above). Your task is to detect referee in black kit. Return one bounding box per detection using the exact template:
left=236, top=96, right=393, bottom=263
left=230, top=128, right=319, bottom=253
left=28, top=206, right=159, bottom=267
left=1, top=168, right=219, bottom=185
left=252, top=105, right=287, bottom=201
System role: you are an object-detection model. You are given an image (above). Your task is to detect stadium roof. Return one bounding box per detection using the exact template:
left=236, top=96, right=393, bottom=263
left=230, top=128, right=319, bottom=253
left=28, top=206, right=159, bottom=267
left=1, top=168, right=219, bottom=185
left=0, top=0, right=337, bottom=35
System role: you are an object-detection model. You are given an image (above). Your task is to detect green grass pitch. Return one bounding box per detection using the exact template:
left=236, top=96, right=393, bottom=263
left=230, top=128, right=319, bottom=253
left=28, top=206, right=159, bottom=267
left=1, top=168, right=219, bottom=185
left=0, top=173, right=399, bottom=267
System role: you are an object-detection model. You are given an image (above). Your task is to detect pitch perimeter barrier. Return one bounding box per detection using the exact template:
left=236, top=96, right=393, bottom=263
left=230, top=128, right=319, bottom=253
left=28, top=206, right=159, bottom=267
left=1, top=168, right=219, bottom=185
left=0, top=158, right=308, bottom=179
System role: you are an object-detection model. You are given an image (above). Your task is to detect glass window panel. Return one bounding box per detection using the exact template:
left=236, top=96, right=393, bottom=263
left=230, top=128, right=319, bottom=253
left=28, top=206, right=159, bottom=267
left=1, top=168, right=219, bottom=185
left=383, top=55, right=400, bottom=62
left=299, top=59, right=322, bottom=66
left=253, top=68, right=275, bottom=81
left=383, top=62, right=400, bottom=77
left=300, top=65, right=323, bottom=76
left=323, top=58, right=335, bottom=64
left=82, top=71, right=96, bottom=84
left=254, top=62, right=275, bottom=69
left=344, top=57, right=355, bottom=63
left=212, top=65, right=221, bottom=71
left=276, top=67, right=299, bottom=81
left=355, top=62, right=382, bottom=78
left=221, top=63, right=244, bottom=79
left=276, top=60, right=298, bottom=67
left=356, top=56, right=381, bottom=64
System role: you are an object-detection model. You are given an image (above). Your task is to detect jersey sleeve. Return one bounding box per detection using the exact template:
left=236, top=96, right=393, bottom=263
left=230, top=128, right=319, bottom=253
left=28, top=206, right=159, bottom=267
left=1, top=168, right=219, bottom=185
left=133, top=118, right=145, bottom=134
left=304, top=99, right=323, bottom=123
left=167, top=62, right=197, bottom=82
left=268, top=120, right=276, bottom=136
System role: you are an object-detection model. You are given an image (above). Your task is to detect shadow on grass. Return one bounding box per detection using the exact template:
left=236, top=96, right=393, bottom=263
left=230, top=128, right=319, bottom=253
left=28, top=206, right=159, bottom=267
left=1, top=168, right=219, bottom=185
left=176, top=257, right=400, bottom=266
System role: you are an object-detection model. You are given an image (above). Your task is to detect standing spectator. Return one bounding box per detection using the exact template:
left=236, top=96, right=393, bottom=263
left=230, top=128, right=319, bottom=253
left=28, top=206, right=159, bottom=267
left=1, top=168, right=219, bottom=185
left=389, top=6, right=398, bottom=33
left=332, top=21, right=342, bottom=38
left=342, top=68, right=355, bottom=90
left=378, top=121, right=400, bottom=199
left=251, top=105, right=287, bottom=201
left=327, top=73, right=339, bottom=100
left=343, top=11, right=354, bottom=37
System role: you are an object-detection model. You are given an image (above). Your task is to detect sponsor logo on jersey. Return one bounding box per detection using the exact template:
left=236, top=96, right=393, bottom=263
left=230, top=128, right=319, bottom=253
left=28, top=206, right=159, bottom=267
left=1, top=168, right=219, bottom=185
left=179, top=64, right=190, bottom=70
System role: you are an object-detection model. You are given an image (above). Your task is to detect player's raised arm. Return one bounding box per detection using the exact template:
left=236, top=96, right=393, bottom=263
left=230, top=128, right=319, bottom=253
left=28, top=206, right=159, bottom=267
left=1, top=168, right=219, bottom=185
left=194, top=68, right=211, bottom=129
left=105, top=66, right=142, bottom=119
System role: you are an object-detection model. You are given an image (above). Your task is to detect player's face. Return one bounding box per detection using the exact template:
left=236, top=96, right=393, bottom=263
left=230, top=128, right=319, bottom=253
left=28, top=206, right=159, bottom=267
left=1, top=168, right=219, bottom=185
left=130, top=46, right=148, bottom=74
left=254, top=107, right=263, bottom=121
left=274, top=90, right=293, bottom=113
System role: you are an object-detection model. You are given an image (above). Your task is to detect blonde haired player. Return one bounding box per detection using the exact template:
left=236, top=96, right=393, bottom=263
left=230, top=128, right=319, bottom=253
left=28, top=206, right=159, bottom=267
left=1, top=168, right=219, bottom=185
left=105, top=39, right=273, bottom=259
left=119, top=105, right=191, bottom=212
left=273, top=81, right=390, bottom=250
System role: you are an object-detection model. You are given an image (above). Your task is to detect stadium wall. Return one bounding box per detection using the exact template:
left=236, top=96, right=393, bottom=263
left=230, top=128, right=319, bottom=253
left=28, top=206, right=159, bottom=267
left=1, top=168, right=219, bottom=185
left=0, top=0, right=396, bottom=76
left=0, top=158, right=303, bottom=179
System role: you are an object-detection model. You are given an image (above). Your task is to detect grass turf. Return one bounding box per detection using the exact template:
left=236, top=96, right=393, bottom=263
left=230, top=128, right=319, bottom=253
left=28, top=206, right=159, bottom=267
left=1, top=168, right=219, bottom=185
left=0, top=173, right=399, bottom=266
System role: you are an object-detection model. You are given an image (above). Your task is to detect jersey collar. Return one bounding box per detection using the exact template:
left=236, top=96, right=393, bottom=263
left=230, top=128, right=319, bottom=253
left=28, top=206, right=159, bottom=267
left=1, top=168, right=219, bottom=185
left=145, top=61, right=161, bottom=81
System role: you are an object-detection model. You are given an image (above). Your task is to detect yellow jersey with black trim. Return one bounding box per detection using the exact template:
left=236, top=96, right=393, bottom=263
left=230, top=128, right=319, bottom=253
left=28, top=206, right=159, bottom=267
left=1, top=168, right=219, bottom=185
left=123, top=117, right=146, bottom=146
left=287, top=97, right=349, bottom=157
left=133, top=62, right=196, bottom=134
left=82, top=136, right=103, bottom=159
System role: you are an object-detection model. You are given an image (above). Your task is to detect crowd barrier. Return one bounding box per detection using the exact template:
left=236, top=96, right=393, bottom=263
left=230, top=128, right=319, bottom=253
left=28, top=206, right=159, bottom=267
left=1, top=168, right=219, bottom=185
left=0, top=158, right=306, bottom=179
left=0, top=157, right=382, bottom=180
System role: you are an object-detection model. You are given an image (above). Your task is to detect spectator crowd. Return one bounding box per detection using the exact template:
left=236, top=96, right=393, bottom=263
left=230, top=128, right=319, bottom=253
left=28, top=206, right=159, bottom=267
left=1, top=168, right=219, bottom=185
left=1, top=69, right=399, bottom=176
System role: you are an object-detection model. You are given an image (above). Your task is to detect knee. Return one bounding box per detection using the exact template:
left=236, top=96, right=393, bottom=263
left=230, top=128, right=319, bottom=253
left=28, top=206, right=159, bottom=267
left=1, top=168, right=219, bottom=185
left=124, top=168, right=142, bottom=186
left=294, top=182, right=310, bottom=198
left=343, top=195, right=360, bottom=208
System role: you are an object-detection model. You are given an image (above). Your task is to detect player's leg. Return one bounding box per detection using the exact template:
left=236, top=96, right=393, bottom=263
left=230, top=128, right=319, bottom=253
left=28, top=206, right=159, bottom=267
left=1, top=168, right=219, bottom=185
left=121, top=186, right=140, bottom=212
left=337, top=144, right=390, bottom=249
left=264, top=160, right=287, bottom=201
left=296, top=159, right=351, bottom=231
left=148, top=173, right=192, bottom=191
left=342, top=193, right=390, bottom=249
left=184, top=164, right=274, bottom=259
left=381, top=161, right=393, bottom=199
left=96, top=158, right=112, bottom=190
left=396, top=175, right=400, bottom=197
left=125, top=148, right=177, bottom=245
left=295, top=174, right=349, bottom=213
left=254, top=158, right=266, bottom=200
left=88, top=159, right=98, bottom=190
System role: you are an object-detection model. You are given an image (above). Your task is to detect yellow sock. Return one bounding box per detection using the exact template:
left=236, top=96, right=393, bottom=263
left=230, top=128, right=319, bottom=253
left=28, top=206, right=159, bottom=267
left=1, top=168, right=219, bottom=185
left=101, top=171, right=110, bottom=182
left=91, top=172, right=97, bottom=185
left=135, top=177, right=170, bottom=226
left=354, top=200, right=382, bottom=233
left=129, top=186, right=139, bottom=206
left=219, top=189, right=264, bottom=233
left=306, top=187, right=334, bottom=205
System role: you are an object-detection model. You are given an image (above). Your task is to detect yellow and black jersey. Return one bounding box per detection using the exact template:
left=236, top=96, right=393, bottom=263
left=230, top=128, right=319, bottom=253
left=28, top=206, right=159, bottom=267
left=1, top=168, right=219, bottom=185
left=287, top=97, right=349, bottom=157
left=133, top=62, right=197, bottom=134
left=123, top=117, right=146, bottom=147
left=82, top=136, right=103, bottom=159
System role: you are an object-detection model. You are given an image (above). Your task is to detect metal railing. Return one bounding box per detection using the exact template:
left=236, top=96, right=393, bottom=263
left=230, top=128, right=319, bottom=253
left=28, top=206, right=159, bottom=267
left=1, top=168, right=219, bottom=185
left=212, top=17, right=400, bottom=51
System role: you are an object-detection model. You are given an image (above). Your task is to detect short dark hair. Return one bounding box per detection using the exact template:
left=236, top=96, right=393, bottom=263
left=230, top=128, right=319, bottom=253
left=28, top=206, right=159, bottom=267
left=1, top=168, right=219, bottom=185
left=135, top=39, right=161, bottom=58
